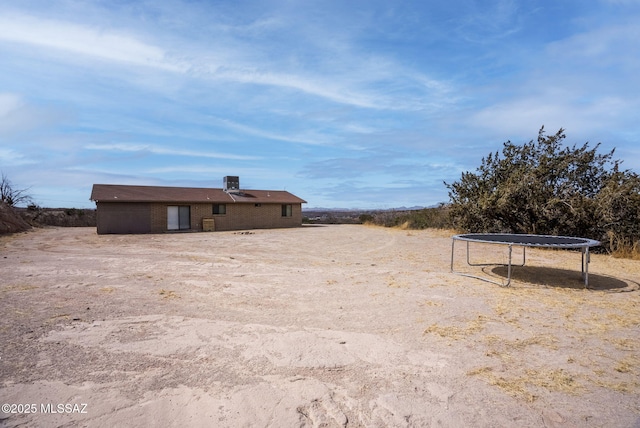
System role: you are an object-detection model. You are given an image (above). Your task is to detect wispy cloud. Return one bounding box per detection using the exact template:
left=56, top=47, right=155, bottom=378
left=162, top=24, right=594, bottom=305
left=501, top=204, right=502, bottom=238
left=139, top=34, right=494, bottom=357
left=0, top=92, right=67, bottom=137
left=85, top=143, right=260, bottom=160
left=451, top=0, right=522, bottom=43
left=208, top=117, right=335, bottom=146
left=0, top=93, right=23, bottom=116
left=0, top=148, right=35, bottom=166
left=468, top=95, right=632, bottom=139
left=0, top=13, right=187, bottom=72
left=0, top=8, right=450, bottom=111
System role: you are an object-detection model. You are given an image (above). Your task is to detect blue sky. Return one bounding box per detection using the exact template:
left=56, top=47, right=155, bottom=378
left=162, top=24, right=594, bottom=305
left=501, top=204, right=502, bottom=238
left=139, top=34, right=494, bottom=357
left=1, top=0, right=639, bottom=209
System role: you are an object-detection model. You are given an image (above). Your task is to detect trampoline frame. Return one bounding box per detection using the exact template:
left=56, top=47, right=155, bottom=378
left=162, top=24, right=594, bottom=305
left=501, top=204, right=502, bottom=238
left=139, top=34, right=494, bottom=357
left=450, top=233, right=601, bottom=287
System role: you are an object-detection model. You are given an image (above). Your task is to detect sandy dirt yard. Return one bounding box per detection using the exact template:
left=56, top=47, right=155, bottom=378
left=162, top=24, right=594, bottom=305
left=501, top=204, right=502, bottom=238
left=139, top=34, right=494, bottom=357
left=1, top=225, right=639, bottom=427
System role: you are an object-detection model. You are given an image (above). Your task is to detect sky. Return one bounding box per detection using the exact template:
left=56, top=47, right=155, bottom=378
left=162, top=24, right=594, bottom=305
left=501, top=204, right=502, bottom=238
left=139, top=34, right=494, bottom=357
left=1, top=0, right=639, bottom=209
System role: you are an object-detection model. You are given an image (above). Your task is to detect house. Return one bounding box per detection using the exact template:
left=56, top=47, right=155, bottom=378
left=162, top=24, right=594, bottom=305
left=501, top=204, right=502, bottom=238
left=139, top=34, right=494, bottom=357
left=90, top=176, right=306, bottom=234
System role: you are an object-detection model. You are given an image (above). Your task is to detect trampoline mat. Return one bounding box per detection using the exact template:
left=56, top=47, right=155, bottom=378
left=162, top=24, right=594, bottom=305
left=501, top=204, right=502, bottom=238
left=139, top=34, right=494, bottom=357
left=454, top=233, right=600, bottom=248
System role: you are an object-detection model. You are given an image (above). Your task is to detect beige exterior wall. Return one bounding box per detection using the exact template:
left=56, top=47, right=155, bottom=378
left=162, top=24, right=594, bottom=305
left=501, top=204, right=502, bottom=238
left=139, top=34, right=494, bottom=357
left=148, top=202, right=302, bottom=233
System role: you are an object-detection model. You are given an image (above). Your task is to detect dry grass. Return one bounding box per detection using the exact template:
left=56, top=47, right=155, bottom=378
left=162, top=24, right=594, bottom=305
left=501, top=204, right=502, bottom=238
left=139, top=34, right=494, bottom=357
left=396, top=221, right=412, bottom=230
left=424, top=315, right=488, bottom=340
left=591, top=377, right=640, bottom=393
left=419, top=300, right=443, bottom=307
left=469, top=274, right=640, bottom=401
left=386, top=275, right=409, bottom=288
left=459, top=264, right=640, bottom=399
left=606, top=231, right=640, bottom=260
left=159, top=289, right=180, bottom=299
left=608, top=338, right=639, bottom=351
left=0, top=284, right=39, bottom=293
left=421, top=227, right=459, bottom=238
left=491, top=283, right=640, bottom=334
left=485, top=334, right=559, bottom=351
left=613, top=355, right=640, bottom=374
left=611, top=248, right=640, bottom=260
left=468, top=366, right=583, bottom=402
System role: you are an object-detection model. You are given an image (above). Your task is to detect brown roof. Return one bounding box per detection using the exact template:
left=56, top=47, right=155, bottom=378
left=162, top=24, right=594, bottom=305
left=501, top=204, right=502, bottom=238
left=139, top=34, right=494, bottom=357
left=90, top=184, right=306, bottom=204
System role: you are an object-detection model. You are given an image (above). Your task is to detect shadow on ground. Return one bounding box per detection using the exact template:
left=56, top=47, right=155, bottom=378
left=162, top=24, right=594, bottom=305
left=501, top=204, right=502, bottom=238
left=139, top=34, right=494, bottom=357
left=487, top=265, right=639, bottom=292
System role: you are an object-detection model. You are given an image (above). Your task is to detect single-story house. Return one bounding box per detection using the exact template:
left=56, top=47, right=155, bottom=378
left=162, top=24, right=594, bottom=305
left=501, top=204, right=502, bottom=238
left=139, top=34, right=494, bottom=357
left=90, top=177, right=306, bottom=234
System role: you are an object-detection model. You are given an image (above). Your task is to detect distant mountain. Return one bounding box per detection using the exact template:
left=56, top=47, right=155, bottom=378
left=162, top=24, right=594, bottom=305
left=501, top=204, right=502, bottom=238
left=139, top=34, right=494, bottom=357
left=303, top=206, right=428, bottom=212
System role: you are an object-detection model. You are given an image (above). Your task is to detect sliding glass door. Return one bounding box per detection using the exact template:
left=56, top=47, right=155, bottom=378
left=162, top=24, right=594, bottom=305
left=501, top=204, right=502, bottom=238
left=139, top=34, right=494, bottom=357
left=167, top=206, right=191, bottom=230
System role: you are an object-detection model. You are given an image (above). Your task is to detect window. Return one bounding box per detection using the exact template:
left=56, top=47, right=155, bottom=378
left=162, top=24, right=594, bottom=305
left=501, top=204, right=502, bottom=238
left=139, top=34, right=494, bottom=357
left=213, top=204, right=226, bottom=215
left=281, top=204, right=292, bottom=217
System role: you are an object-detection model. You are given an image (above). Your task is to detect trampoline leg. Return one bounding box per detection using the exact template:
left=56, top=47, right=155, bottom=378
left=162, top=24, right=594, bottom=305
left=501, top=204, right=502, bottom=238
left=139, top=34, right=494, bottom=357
left=504, top=245, right=512, bottom=287
left=584, top=247, right=590, bottom=288
left=450, top=237, right=518, bottom=287
left=450, top=238, right=455, bottom=272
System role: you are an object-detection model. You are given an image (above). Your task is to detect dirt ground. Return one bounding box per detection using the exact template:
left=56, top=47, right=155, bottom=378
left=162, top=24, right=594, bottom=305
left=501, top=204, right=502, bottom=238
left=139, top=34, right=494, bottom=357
left=1, top=225, right=639, bottom=427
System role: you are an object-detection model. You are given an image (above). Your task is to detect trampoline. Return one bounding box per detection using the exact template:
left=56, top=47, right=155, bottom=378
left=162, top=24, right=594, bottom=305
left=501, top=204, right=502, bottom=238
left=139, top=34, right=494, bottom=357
left=451, top=233, right=601, bottom=287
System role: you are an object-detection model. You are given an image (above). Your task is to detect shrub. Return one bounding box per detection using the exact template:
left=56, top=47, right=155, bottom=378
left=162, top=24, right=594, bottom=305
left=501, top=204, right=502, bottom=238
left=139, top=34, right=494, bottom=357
left=445, top=127, right=640, bottom=256
left=368, top=206, right=452, bottom=229
left=358, top=214, right=374, bottom=224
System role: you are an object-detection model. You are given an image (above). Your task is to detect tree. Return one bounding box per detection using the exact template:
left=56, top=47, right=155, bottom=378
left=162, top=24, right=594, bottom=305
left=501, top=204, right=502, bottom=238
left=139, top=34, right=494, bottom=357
left=0, top=172, right=33, bottom=207
left=594, top=166, right=640, bottom=254
left=445, top=127, right=640, bottom=251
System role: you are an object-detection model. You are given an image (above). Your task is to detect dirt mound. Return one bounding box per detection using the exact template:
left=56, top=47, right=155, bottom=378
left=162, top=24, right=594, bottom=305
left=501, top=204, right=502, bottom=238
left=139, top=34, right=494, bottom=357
left=0, top=201, right=31, bottom=234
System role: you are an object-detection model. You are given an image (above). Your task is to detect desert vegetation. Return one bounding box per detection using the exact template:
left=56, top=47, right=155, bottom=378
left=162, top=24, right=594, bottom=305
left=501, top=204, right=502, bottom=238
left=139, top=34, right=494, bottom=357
left=0, top=172, right=33, bottom=207
left=362, top=127, right=640, bottom=258
left=0, top=173, right=96, bottom=233
left=359, top=206, right=452, bottom=230
left=445, top=127, right=640, bottom=258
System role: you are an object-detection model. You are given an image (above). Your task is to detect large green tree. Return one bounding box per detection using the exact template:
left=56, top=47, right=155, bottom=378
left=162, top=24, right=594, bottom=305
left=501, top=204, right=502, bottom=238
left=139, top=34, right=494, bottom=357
left=445, top=127, right=640, bottom=252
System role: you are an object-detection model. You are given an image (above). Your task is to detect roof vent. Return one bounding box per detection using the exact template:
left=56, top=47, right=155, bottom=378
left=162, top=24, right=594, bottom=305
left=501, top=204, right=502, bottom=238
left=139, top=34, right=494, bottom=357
left=223, top=176, right=240, bottom=193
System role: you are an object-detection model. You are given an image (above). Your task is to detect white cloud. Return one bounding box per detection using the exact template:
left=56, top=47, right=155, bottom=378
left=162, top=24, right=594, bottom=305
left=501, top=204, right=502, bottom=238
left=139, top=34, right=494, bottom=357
left=546, top=22, right=640, bottom=68
left=143, top=165, right=275, bottom=177
left=465, top=15, right=640, bottom=141
left=208, top=117, right=335, bottom=146
left=0, top=13, right=187, bottom=72
left=0, top=92, right=67, bottom=137
left=0, top=10, right=449, bottom=111
left=85, top=143, right=260, bottom=160
left=468, top=95, right=631, bottom=139
left=0, top=93, right=25, bottom=117
left=0, top=148, right=35, bottom=165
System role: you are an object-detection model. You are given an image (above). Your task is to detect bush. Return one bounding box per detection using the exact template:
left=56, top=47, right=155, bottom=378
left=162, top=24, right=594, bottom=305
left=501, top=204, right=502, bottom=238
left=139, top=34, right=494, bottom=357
left=367, top=206, right=452, bottom=229
left=358, top=214, right=374, bottom=224
left=595, top=167, right=640, bottom=258
left=445, top=127, right=640, bottom=256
